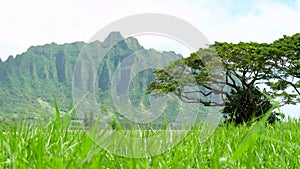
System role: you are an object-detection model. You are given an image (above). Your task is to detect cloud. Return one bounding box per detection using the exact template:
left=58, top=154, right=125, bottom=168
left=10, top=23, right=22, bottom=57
left=199, top=0, right=300, bottom=43
left=0, top=0, right=300, bottom=60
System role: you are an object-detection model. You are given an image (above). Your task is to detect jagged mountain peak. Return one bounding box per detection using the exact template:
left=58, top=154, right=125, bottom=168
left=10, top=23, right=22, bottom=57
left=103, top=31, right=124, bottom=47
left=125, top=37, right=144, bottom=50
left=6, top=55, right=14, bottom=61
left=102, top=32, right=144, bottom=51
left=0, top=31, right=183, bottom=116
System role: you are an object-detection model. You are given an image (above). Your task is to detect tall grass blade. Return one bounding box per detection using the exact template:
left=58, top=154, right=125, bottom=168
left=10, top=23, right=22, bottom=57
left=232, top=91, right=280, bottom=161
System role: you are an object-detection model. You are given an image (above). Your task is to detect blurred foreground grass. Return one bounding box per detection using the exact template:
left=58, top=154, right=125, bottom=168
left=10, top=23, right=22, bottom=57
left=0, top=115, right=299, bottom=168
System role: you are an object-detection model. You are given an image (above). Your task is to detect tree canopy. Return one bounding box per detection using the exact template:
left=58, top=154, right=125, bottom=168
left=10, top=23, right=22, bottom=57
left=148, top=33, right=300, bottom=124
left=267, top=33, right=300, bottom=104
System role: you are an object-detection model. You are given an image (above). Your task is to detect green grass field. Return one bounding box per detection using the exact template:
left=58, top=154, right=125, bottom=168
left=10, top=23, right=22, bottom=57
left=0, top=115, right=299, bottom=169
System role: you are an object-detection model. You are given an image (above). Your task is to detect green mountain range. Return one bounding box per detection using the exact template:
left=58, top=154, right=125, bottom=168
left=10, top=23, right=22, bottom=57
left=0, top=32, right=182, bottom=122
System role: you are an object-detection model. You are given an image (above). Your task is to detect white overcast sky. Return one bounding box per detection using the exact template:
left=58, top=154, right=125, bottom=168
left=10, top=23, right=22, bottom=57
left=1, top=0, right=300, bottom=118
left=1, top=0, right=300, bottom=61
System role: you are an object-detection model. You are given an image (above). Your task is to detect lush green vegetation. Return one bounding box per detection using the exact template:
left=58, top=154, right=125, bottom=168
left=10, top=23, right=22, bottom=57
left=0, top=32, right=181, bottom=122
left=0, top=112, right=299, bottom=168
left=148, top=33, right=300, bottom=124
left=1, top=31, right=300, bottom=168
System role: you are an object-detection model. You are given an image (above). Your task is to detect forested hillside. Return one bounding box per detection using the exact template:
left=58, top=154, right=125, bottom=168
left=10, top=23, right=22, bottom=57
left=0, top=32, right=182, bottom=121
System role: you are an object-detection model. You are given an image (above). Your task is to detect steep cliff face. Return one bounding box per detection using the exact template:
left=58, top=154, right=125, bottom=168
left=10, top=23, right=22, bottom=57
left=55, top=51, right=66, bottom=83
left=0, top=32, right=182, bottom=118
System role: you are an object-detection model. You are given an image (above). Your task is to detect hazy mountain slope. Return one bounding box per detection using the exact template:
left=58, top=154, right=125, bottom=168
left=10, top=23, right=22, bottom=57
left=0, top=32, right=182, bottom=120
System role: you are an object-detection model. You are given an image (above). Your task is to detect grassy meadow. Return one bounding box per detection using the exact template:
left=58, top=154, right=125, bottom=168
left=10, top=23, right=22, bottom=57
left=0, top=112, right=299, bottom=169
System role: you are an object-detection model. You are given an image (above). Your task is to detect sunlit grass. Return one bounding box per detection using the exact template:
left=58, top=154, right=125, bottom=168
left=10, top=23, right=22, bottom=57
left=0, top=112, right=299, bottom=168
left=0, top=94, right=299, bottom=168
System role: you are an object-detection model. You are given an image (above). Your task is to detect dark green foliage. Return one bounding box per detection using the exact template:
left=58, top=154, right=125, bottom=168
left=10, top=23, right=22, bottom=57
left=223, top=87, right=280, bottom=124
left=147, top=34, right=300, bottom=124
left=267, top=33, right=300, bottom=104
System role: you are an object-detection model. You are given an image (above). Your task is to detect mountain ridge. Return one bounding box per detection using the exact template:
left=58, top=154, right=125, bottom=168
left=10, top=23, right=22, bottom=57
left=0, top=32, right=182, bottom=120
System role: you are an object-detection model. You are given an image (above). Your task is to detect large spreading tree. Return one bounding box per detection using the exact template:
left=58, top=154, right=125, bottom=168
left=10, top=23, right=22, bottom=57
left=267, top=33, right=300, bottom=105
left=147, top=34, right=300, bottom=124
